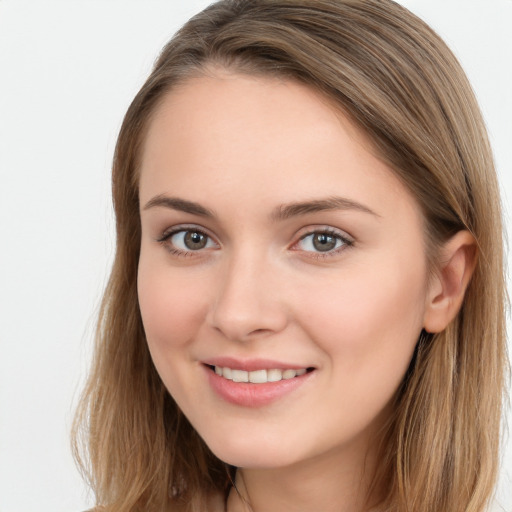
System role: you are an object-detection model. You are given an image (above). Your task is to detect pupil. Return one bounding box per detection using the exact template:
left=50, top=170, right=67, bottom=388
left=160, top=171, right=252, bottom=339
left=185, top=231, right=207, bottom=250
left=313, top=233, right=336, bottom=252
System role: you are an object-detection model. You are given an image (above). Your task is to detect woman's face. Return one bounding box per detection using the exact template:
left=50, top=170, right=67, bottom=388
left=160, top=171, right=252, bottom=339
left=137, top=71, right=431, bottom=469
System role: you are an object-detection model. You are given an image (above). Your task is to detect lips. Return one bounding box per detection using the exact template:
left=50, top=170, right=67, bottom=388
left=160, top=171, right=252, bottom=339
left=202, top=358, right=315, bottom=407
left=202, top=356, right=313, bottom=372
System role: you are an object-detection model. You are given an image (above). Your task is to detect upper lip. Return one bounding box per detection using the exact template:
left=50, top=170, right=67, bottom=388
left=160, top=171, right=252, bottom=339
left=202, top=357, right=313, bottom=372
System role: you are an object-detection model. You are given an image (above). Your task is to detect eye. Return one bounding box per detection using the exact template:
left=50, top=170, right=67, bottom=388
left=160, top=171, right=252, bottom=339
left=296, top=230, right=351, bottom=254
left=158, top=228, right=217, bottom=253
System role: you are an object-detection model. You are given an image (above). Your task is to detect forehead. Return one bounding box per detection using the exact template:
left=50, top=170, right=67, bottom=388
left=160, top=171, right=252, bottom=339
left=138, top=71, right=421, bottom=224
left=141, top=71, right=355, bottom=168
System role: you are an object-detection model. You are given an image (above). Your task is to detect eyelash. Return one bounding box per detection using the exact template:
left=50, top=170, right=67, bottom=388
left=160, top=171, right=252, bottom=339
left=156, top=226, right=353, bottom=259
left=156, top=226, right=216, bottom=257
left=294, top=228, right=353, bottom=259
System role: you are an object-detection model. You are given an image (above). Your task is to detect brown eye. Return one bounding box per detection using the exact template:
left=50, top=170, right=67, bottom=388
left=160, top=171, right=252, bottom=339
left=296, top=230, right=350, bottom=254
left=165, top=229, right=216, bottom=252
left=312, top=233, right=337, bottom=252
left=184, top=231, right=208, bottom=250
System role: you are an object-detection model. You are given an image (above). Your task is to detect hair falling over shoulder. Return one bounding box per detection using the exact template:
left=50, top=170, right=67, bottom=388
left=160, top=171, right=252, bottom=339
left=72, top=1, right=509, bottom=511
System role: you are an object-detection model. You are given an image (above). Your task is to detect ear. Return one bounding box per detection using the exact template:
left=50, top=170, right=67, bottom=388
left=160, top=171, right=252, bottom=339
left=423, top=230, right=477, bottom=334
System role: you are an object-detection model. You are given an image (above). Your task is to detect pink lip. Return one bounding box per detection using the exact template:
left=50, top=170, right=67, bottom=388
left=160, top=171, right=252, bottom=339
left=202, top=356, right=312, bottom=372
left=202, top=363, right=315, bottom=408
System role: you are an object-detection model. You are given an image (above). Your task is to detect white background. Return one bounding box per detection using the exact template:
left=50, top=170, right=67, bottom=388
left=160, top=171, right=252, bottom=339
left=0, top=1, right=510, bottom=511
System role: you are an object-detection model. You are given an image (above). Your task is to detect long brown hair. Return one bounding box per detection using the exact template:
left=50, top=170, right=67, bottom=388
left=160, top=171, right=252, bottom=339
left=72, top=1, right=508, bottom=511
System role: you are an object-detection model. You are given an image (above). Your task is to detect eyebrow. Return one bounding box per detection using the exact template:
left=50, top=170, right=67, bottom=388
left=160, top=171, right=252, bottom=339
left=143, top=194, right=378, bottom=220
left=270, top=196, right=379, bottom=221
left=143, top=195, right=215, bottom=217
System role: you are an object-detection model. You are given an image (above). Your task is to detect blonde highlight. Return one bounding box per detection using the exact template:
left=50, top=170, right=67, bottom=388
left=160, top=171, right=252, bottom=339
left=72, top=1, right=508, bottom=511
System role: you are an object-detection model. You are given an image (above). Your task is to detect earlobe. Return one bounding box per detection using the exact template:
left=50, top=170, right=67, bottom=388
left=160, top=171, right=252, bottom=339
left=423, top=230, right=477, bottom=333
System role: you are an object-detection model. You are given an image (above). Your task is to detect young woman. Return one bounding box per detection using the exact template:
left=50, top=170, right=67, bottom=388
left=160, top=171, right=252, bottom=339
left=73, top=1, right=508, bottom=511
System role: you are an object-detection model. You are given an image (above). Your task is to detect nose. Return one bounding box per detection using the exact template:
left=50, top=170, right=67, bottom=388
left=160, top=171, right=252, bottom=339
left=207, top=251, right=289, bottom=342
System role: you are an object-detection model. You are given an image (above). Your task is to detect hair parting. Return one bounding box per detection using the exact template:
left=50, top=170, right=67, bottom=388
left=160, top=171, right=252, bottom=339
left=72, top=2, right=508, bottom=511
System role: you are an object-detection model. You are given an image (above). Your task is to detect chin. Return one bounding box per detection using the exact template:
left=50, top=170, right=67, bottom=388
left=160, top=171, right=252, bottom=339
left=204, top=431, right=300, bottom=469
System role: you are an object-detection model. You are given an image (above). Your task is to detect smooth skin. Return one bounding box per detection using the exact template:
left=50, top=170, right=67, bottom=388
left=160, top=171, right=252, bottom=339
left=137, top=70, right=476, bottom=512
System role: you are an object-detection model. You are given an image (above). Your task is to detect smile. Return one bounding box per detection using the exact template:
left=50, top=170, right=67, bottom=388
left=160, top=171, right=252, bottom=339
left=212, top=366, right=308, bottom=383
left=204, top=363, right=315, bottom=407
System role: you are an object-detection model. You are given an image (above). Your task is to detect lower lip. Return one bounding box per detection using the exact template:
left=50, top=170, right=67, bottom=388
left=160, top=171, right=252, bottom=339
left=204, top=366, right=314, bottom=407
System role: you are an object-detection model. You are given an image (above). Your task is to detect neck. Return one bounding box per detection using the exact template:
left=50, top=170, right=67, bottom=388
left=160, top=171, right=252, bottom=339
left=226, top=438, right=384, bottom=512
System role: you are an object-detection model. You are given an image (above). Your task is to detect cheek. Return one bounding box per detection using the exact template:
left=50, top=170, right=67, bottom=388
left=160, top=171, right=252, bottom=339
left=137, top=260, right=209, bottom=354
left=297, top=258, right=427, bottom=384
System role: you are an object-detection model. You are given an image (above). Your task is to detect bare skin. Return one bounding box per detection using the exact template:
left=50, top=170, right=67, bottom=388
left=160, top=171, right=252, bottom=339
left=137, top=70, right=476, bottom=512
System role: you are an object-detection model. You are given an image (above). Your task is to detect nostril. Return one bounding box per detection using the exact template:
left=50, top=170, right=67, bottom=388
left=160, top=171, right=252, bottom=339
left=247, top=328, right=273, bottom=337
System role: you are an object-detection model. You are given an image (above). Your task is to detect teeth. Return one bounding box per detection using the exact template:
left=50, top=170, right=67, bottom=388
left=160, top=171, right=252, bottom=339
left=249, top=369, right=267, bottom=383
left=267, top=368, right=283, bottom=382
left=214, top=366, right=309, bottom=383
left=232, top=369, right=249, bottom=382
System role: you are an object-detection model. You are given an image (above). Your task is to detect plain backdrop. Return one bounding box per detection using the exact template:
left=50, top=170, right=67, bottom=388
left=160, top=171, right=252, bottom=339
left=0, top=1, right=510, bottom=511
